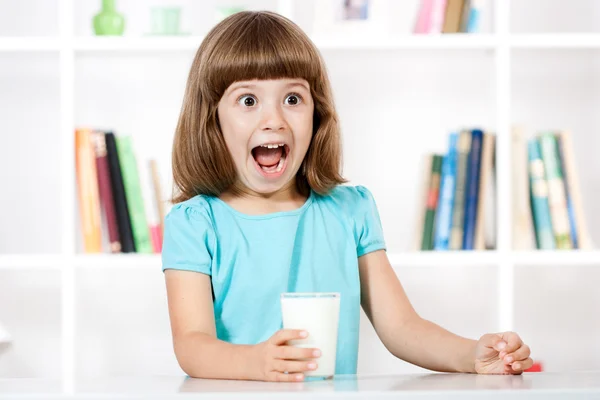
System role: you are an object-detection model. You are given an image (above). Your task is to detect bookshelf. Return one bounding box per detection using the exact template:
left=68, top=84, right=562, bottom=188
left=1, top=0, right=600, bottom=394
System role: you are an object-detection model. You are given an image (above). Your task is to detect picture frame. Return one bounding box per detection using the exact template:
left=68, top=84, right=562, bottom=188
left=311, top=0, right=390, bottom=38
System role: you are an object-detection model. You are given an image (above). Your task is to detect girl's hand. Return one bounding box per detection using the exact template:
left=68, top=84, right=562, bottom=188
left=252, top=329, right=321, bottom=382
left=474, top=332, right=533, bottom=375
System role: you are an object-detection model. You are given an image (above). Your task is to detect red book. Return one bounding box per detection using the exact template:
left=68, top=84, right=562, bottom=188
left=92, top=131, right=122, bottom=253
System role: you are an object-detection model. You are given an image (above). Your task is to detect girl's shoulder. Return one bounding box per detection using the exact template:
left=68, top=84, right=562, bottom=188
left=165, top=194, right=215, bottom=227
left=315, top=185, right=379, bottom=216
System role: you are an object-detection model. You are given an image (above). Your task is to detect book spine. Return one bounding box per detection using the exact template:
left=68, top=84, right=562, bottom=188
left=538, top=133, right=573, bottom=249
left=557, top=131, right=593, bottom=249
left=116, top=136, right=153, bottom=253
left=434, top=133, right=458, bottom=250
left=465, top=0, right=482, bottom=32
left=75, top=128, right=102, bottom=253
left=105, top=132, right=136, bottom=253
left=442, top=0, right=465, bottom=33
left=414, top=0, right=434, bottom=33
left=421, top=154, right=443, bottom=250
left=528, top=139, right=555, bottom=250
left=429, top=0, right=448, bottom=33
left=511, top=126, right=536, bottom=250
left=149, top=159, right=167, bottom=238
left=462, top=129, right=483, bottom=250
left=92, top=131, right=121, bottom=253
left=413, top=155, right=434, bottom=251
left=449, top=130, right=472, bottom=249
left=555, top=133, right=578, bottom=249
left=474, top=132, right=495, bottom=250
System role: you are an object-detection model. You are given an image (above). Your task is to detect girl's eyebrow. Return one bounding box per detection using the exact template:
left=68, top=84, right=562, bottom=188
left=227, top=80, right=309, bottom=95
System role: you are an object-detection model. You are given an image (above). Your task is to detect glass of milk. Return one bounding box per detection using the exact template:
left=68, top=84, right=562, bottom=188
left=280, top=292, right=341, bottom=379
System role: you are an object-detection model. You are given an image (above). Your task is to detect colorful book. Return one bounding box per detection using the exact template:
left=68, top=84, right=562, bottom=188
left=442, top=0, right=465, bottom=33
left=116, top=136, right=153, bottom=253
left=462, top=129, right=483, bottom=250
left=511, top=126, right=536, bottom=250
left=474, top=131, right=495, bottom=250
left=538, top=133, right=572, bottom=249
left=464, top=0, right=482, bottom=32
left=413, top=154, right=434, bottom=251
left=555, top=133, right=578, bottom=248
left=434, top=133, right=458, bottom=250
left=421, top=154, right=443, bottom=250
left=414, top=0, right=435, bottom=33
left=91, top=131, right=121, bottom=253
left=139, top=158, right=161, bottom=253
left=75, top=128, right=102, bottom=253
left=528, top=139, right=555, bottom=250
left=150, top=159, right=167, bottom=239
left=449, top=130, right=472, bottom=250
left=105, top=132, right=136, bottom=253
left=556, top=131, right=593, bottom=249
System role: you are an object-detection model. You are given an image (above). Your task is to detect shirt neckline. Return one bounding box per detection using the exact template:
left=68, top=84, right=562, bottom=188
left=211, top=190, right=314, bottom=220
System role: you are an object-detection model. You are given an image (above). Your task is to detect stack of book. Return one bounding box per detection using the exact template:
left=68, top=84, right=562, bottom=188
left=512, top=128, right=592, bottom=250
left=415, top=128, right=496, bottom=251
left=414, top=0, right=484, bottom=34
left=75, top=128, right=167, bottom=254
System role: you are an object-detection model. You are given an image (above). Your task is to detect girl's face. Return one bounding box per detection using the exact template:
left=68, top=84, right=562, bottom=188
left=217, top=78, right=314, bottom=196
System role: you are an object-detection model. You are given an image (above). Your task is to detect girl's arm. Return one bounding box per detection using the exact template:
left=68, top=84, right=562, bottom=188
left=164, top=269, right=257, bottom=379
left=165, top=269, right=318, bottom=381
left=358, top=250, right=477, bottom=373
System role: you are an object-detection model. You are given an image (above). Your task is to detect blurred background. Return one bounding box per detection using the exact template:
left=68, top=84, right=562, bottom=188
left=1, top=0, right=599, bottom=392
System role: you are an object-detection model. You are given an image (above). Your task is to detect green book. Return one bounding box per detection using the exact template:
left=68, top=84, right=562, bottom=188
left=116, top=136, right=153, bottom=253
left=538, top=132, right=573, bottom=249
left=421, top=154, right=443, bottom=251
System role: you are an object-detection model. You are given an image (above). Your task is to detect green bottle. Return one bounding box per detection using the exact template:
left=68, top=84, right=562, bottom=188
left=93, top=0, right=125, bottom=36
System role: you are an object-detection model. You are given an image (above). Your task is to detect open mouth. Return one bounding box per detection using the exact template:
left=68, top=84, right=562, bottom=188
left=251, top=143, right=290, bottom=177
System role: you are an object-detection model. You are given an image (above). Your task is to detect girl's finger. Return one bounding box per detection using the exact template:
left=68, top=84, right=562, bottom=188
left=271, top=372, right=305, bottom=382
left=512, top=357, right=534, bottom=372
left=274, top=360, right=318, bottom=374
left=503, top=344, right=531, bottom=363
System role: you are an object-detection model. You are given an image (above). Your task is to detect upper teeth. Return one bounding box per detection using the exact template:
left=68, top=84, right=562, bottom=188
left=260, top=144, right=284, bottom=149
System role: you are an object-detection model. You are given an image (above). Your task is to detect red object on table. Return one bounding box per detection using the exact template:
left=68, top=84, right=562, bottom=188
left=525, top=362, right=543, bottom=372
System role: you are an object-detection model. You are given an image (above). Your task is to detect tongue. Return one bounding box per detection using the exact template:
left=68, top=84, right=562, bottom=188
left=253, top=147, right=283, bottom=167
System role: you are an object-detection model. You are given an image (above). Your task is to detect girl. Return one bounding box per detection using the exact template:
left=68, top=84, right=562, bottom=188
left=162, top=11, right=532, bottom=382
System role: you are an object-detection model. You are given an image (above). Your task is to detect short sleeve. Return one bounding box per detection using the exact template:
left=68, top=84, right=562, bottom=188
left=161, top=201, right=215, bottom=275
left=354, top=186, right=386, bottom=257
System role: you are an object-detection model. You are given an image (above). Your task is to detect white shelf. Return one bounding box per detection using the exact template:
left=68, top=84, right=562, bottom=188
left=0, top=37, right=60, bottom=51
left=312, top=34, right=498, bottom=50
left=2, top=34, right=600, bottom=53
left=513, top=250, right=600, bottom=266
left=0, top=255, right=64, bottom=269
left=74, top=253, right=161, bottom=268
left=510, top=33, right=600, bottom=48
left=72, top=36, right=205, bottom=51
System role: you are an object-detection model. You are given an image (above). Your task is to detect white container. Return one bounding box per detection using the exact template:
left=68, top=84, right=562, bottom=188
left=280, top=292, right=341, bottom=379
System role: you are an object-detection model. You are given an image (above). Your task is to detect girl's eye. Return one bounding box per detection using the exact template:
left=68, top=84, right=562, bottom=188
left=238, top=95, right=257, bottom=107
left=285, top=93, right=302, bottom=106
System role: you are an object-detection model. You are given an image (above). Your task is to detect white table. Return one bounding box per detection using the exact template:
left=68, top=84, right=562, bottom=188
left=1, top=371, right=600, bottom=399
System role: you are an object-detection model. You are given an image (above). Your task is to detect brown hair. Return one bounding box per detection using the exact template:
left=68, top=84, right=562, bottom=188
left=171, top=10, right=346, bottom=203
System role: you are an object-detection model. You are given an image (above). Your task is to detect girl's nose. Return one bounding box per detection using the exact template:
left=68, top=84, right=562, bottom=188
left=260, top=104, right=286, bottom=132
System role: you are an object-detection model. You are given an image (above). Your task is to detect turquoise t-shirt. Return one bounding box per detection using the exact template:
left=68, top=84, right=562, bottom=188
left=161, top=185, right=386, bottom=374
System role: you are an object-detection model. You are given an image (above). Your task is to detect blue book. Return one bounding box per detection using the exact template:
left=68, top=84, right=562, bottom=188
left=434, top=133, right=458, bottom=250
left=462, top=129, right=483, bottom=250
left=528, top=139, right=555, bottom=249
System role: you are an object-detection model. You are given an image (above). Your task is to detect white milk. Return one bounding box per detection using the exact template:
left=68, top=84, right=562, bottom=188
left=280, top=293, right=340, bottom=378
